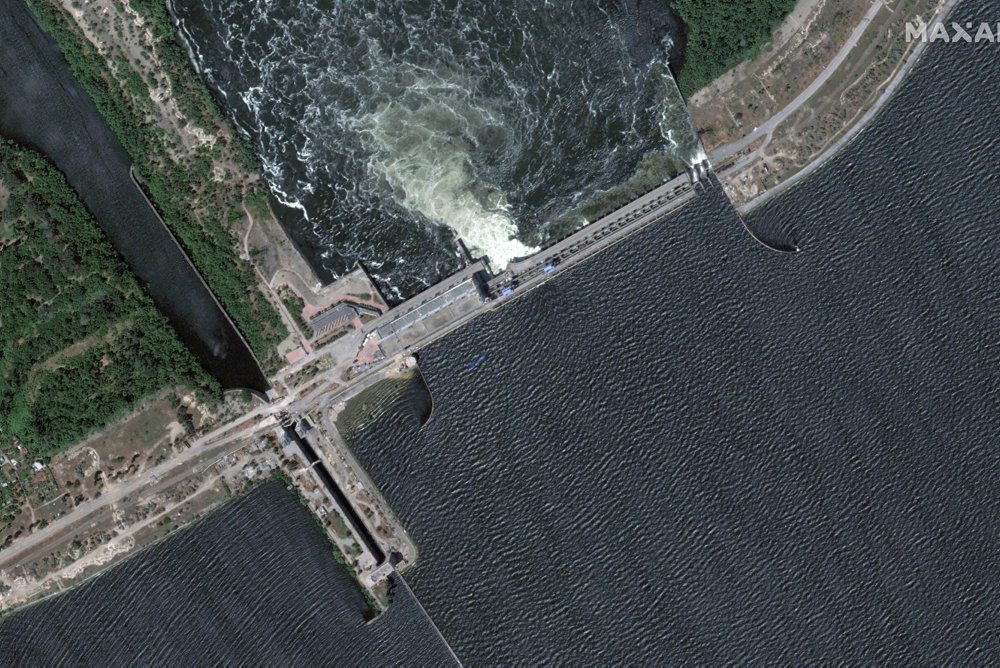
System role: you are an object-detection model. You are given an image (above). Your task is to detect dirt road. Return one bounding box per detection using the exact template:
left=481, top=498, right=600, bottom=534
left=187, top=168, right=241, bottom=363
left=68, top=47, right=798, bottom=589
left=0, top=407, right=275, bottom=571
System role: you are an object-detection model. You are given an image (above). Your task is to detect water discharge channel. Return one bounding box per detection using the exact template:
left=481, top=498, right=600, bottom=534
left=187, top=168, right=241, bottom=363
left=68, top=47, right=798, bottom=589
left=171, top=0, right=700, bottom=299
left=0, top=0, right=268, bottom=393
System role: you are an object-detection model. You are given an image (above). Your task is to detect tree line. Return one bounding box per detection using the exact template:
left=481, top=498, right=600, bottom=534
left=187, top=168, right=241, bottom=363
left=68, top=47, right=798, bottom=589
left=0, top=139, right=216, bottom=458
left=27, top=0, right=287, bottom=372
left=674, top=0, right=796, bottom=95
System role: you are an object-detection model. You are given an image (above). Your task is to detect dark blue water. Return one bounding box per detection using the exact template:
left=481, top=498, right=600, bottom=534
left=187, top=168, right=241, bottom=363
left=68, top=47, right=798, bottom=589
left=343, top=2, right=1000, bottom=660
left=0, top=0, right=266, bottom=392
left=170, top=0, right=696, bottom=299
left=8, top=0, right=1000, bottom=662
left=0, top=483, right=456, bottom=665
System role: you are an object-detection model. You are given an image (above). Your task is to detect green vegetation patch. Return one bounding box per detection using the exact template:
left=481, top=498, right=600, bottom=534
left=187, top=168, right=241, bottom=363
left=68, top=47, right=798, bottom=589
left=335, top=371, right=430, bottom=440
left=0, top=140, right=215, bottom=458
left=277, top=286, right=309, bottom=333
left=674, top=0, right=796, bottom=95
left=27, top=0, right=287, bottom=372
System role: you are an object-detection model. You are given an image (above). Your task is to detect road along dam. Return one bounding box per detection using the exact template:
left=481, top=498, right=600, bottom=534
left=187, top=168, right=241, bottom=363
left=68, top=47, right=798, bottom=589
left=362, top=161, right=714, bottom=358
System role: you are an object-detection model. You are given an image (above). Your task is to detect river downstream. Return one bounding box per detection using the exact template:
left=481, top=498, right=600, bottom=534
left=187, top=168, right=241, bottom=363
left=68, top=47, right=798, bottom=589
left=171, top=0, right=697, bottom=299
left=5, top=0, right=1000, bottom=662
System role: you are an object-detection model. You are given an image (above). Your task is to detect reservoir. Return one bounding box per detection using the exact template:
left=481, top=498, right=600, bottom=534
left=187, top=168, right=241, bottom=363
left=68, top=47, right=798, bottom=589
left=0, top=0, right=267, bottom=393
left=343, top=1, right=1000, bottom=660
left=0, top=482, right=457, bottom=665
left=6, top=0, right=1000, bottom=662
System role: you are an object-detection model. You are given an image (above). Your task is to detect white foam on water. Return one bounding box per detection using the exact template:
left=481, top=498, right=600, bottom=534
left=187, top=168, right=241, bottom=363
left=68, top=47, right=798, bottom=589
left=265, top=171, right=312, bottom=221
left=657, top=66, right=702, bottom=168
left=351, top=55, right=537, bottom=270
left=173, top=0, right=691, bottom=291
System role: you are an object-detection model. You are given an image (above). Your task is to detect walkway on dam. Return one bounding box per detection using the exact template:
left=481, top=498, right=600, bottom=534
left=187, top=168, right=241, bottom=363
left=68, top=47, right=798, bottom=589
left=489, top=169, right=698, bottom=296
left=362, top=261, right=491, bottom=356
left=360, top=166, right=706, bottom=357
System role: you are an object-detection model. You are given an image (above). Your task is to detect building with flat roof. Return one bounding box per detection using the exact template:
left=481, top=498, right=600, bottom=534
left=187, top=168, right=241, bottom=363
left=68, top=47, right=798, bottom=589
left=372, top=276, right=486, bottom=355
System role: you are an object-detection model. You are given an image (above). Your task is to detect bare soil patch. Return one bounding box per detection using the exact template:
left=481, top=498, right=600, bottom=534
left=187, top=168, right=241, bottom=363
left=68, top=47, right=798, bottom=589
left=720, top=0, right=944, bottom=206
left=689, top=0, right=869, bottom=152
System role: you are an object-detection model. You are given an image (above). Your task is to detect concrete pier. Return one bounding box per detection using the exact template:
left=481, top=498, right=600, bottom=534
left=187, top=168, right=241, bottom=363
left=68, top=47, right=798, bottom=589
left=281, top=419, right=386, bottom=566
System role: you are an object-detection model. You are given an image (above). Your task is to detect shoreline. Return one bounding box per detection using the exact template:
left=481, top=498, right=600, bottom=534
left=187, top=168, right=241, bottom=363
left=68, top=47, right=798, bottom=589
left=735, top=0, right=962, bottom=214
left=701, top=0, right=954, bottom=213
left=128, top=167, right=269, bottom=395
left=2, top=0, right=963, bottom=625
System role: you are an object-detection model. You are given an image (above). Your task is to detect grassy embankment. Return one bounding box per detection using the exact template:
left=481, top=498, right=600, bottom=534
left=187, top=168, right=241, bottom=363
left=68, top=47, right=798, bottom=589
left=27, top=0, right=287, bottom=372
left=0, top=139, right=216, bottom=462
left=269, top=471, right=385, bottom=617
left=674, top=0, right=797, bottom=95
left=543, top=2, right=799, bottom=238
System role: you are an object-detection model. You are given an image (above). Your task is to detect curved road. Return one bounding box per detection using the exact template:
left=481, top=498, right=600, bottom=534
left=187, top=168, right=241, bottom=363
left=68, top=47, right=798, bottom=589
left=738, top=0, right=962, bottom=213
left=709, top=0, right=889, bottom=166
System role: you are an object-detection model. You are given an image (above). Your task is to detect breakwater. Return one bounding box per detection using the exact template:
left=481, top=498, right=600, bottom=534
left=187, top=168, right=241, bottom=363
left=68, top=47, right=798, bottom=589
left=0, top=0, right=267, bottom=392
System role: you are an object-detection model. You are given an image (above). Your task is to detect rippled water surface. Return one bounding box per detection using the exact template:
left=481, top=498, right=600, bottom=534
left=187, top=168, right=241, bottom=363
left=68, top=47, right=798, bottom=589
left=346, top=4, right=1000, bottom=661
left=7, top=0, right=1000, bottom=663
left=0, top=483, right=456, bottom=665
left=171, top=0, right=695, bottom=298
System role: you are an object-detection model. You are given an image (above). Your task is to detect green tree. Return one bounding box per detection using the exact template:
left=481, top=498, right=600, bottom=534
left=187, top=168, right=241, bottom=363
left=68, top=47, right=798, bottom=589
left=673, top=0, right=796, bottom=95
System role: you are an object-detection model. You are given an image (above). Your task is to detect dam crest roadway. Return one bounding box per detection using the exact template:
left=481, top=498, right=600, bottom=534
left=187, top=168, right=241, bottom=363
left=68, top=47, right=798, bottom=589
left=0, top=152, right=780, bottom=620
left=360, top=157, right=793, bottom=360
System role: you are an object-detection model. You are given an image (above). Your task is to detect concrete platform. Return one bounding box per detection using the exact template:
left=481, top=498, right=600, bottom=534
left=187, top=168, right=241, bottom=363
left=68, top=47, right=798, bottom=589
left=374, top=278, right=485, bottom=355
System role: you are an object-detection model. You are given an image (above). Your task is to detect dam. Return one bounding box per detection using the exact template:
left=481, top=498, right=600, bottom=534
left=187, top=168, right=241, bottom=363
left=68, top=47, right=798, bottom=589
left=362, top=161, right=710, bottom=358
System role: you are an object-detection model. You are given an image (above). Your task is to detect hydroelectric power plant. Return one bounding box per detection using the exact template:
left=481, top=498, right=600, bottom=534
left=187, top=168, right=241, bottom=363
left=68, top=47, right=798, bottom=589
left=364, top=163, right=711, bottom=358
left=9, top=0, right=1000, bottom=663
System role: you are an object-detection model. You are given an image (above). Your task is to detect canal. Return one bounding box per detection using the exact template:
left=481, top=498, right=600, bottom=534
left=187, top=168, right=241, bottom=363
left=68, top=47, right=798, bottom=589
left=0, top=0, right=267, bottom=393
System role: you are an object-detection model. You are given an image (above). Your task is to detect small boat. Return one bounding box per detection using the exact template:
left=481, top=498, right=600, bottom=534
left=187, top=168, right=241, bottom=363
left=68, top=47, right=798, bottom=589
left=466, top=353, right=488, bottom=371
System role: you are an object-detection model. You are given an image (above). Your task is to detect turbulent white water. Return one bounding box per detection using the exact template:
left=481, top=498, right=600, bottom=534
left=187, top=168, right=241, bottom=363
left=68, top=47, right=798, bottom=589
left=173, top=0, right=700, bottom=297
left=351, top=52, right=537, bottom=268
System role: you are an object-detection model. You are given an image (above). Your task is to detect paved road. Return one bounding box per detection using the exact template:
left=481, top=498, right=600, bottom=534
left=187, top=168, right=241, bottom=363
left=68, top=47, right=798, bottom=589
left=0, top=406, right=276, bottom=571
left=739, top=0, right=962, bottom=213
left=709, top=0, right=888, bottom=167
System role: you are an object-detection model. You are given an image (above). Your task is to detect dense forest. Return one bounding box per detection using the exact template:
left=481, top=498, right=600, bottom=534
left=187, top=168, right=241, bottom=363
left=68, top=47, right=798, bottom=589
left=0, top=140, right=216, bottom=458
left=27, top=0, right=287, bottom=372
left=674, top=0, right=796, bottom=94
